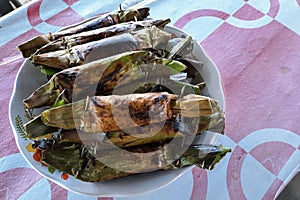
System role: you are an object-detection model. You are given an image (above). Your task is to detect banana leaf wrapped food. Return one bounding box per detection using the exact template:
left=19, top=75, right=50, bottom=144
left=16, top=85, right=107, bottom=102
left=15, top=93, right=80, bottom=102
left=17, top=8, right=230, bottom=183
left=17, top=7, right=150, bottom=57
left=25, top=91, right=227, bottom=182
left=32, top=18, right=171, bottom=56
left=24, top=92, right=224, bottom=138
left=24, top=91, right=227, bottom=182
left=59, top=111, right=224, bottom=148
left=23, top=50, right=188, bottom=109
left=30, top=25, right=173, bottom=69
left=33, top=139, right=230, bottom=182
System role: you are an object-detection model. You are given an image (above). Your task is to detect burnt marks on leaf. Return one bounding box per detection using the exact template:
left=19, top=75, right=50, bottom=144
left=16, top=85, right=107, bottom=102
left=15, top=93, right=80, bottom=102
left=90, top=97, right=105, bottom=108
left=56, top=70, right=79, bottom=88
left=96, top=63, right=124, bottom=95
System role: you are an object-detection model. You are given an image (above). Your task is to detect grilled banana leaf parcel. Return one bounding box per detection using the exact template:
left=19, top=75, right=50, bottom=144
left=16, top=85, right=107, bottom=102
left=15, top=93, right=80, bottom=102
left=17, top=7, right=150, bottom=57
left=24, top=92, right=224, bottom=139
left=59, top=111, right=224, bottom=148
left=44, top=93, right=221, bottom=131
left=32, top=19, right=170, bottom=56
left=23, top=50, right=187, bottom=109
left=30, top=26, right=172, bottom=69
left=37, top=140, right=230, bottom=182
left=16, top=6, right=231, bottom=185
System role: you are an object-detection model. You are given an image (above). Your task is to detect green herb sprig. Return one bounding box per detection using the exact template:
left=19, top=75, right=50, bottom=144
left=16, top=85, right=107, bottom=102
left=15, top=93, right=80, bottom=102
left=15, top=115, right=28, bottom=139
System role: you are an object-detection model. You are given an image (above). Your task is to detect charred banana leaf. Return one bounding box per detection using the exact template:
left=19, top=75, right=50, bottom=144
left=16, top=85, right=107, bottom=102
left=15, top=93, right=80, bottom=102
left=39, top=140, right=230, bottom=182
left=31, top=26, right=172, bottom=69
left=33, top=19, right=170, bottom=56
left=24, top=92, right=224, bottom=138
left=23, top=50, right=187, bottom=109
left=60, top=112, right=224, bottom=148
left=17, top=7, right=150, bottom=57
left=40, top=93, right=221, bottom=132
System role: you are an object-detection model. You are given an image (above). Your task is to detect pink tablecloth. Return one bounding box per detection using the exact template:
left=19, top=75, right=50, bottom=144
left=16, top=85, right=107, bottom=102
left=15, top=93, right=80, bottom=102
left=1, top=0, right=300, bottom=199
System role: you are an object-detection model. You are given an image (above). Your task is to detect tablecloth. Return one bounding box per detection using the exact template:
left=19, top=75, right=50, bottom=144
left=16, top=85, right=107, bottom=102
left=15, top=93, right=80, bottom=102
left=1, top=0, right=300, bottom=199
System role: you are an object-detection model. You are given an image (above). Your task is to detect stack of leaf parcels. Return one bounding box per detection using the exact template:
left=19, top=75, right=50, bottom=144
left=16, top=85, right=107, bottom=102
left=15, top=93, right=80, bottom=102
left=17, top=6, right=230, bottom=182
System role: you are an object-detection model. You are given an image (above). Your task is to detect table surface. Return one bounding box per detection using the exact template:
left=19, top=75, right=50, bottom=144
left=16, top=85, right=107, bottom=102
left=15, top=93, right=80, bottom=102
left=1, top=0, right=300, bottom=199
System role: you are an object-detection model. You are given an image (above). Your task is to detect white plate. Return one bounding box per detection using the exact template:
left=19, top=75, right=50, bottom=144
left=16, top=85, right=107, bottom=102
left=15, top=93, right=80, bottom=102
left=9, top=26, right=225, bottom=197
